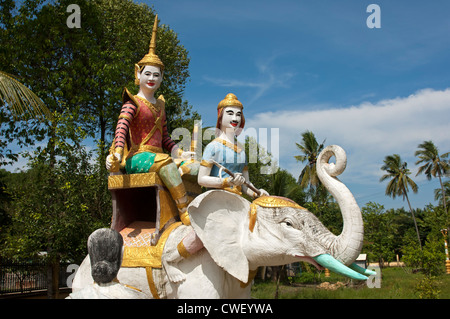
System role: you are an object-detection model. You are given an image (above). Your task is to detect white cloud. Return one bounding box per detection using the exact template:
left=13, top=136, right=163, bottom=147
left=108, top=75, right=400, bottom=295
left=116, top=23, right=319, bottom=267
left=245, top=88, right=450, bottom=189
left=203, top=56, right=295, bottom=105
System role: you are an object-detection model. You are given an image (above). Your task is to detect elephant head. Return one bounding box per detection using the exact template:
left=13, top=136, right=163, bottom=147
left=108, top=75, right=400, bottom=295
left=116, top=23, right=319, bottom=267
left=188, top=145, right=374, bottom=283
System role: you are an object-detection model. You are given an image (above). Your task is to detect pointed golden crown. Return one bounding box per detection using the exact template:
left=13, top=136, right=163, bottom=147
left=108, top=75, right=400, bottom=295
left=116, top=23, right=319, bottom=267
left=136, top=15, right=164, bottom=71
left=217, top=93, right=243, bottom=110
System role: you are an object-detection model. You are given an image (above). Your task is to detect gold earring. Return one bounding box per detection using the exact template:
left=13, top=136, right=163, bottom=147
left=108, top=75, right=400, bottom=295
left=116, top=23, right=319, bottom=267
left=134, top=64, right=140, bottom=85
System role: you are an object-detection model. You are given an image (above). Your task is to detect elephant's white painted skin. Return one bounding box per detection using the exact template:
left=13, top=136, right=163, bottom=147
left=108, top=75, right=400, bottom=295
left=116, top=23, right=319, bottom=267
left=315, top=145, right=364, bottom=266
left=72, top=145, right=364, bottom=298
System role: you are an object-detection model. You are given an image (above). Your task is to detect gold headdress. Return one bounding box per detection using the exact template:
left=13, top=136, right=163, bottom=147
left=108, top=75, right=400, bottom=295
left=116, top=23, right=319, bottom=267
left=216, top=93, right=245, bottom=130
left=248, top=196, right=304, bottom=232
left=135, top=15, right=165, bottom=84
left=217, top=93, right=243, bottom=110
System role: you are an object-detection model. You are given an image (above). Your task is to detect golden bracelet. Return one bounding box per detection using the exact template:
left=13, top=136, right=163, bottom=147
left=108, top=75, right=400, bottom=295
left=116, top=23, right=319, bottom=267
left=221, top=177, right=230, bottom=188
left=114, top=147, right=124, bottom=157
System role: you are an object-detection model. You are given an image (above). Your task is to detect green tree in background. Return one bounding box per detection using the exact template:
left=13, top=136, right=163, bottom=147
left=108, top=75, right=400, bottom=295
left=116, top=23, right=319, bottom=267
left=415, top=140, right=449, bottom=226
left=362, top=202, right=397, bottom=266
left=294, top=130, right=325, bottom=189
left=0, top=0, right=198, bottom=167
left=380, top=154, right=421, bottom=249
left=0, top=0, right=198, bottom=298
left=435, top=182, right=450, bottom=213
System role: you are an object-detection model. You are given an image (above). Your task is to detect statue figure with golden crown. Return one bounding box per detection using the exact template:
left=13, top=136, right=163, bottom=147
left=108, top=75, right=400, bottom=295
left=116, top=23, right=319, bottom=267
left=72, top=15, right=374, bottom=299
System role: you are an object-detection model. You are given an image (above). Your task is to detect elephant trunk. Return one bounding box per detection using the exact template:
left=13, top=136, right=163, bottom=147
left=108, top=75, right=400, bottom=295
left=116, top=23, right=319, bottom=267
left=316, top=145, right=364, bottom=266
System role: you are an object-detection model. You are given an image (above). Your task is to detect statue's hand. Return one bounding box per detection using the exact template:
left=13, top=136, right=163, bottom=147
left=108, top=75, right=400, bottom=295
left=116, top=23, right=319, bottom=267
left=228, top=173, right=245, bottom=186
left=106, top=153, right=122, bottom=171
left=180, top=151, right=195, bottom=160
left=258, top=188, right=270, bottom=197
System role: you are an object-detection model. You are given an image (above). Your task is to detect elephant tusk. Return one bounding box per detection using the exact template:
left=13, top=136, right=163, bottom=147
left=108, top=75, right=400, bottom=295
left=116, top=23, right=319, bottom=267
left=349, top=263, right=377, bottom=276
left=313, top=254, right=368, bottom=281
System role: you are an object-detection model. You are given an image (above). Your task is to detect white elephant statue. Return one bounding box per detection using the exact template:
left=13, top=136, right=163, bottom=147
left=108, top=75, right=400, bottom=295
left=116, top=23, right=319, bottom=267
left=72, top=145, right=374, bottom=298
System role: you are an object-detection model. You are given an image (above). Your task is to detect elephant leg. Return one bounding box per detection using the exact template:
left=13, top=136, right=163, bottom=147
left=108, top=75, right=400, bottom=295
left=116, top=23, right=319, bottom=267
left=162, top=227, right=204, bottom=283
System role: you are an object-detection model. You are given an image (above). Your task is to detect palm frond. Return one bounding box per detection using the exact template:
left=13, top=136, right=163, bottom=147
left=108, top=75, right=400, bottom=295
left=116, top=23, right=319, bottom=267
left=0, top=70, right=51, bottom=120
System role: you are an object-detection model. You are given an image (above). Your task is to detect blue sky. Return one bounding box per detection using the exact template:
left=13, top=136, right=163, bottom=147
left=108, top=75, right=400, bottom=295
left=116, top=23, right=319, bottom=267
left=147, top=0, right=450, bottom=210
left=6, top=1, right=449, bottom=211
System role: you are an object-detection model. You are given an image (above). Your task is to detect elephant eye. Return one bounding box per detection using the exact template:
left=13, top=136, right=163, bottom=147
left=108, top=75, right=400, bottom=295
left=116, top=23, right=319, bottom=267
left=283, top=221, right=293, bottom=227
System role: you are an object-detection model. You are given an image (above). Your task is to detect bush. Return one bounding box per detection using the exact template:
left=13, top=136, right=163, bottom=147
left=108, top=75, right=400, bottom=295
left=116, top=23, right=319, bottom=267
left=403, top=235, right=445, bottom=276
left=295, top=272, right=318, bottom=284
left=415, top=276, right=441, bottom=299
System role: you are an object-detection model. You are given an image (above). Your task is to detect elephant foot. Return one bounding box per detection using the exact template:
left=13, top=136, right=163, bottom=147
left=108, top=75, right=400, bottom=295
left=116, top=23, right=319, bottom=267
left=162, top=258, right=186, bottom=283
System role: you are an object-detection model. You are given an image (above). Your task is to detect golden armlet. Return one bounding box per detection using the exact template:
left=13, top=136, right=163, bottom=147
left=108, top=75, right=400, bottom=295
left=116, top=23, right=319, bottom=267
left=200, top=160, right=214, bottom=168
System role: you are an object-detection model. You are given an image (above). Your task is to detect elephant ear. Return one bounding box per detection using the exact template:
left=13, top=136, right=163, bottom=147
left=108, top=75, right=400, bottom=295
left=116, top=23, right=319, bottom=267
left=188, top=190, right=251, bottom=283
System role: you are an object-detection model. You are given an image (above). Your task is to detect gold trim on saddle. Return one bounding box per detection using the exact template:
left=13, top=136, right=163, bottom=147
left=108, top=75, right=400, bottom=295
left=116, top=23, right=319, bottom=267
left=121, top=222, right=182, bottom=268
left=145, top=267, right=160, bottom=299
left=108, top=172, right=163, bottom=189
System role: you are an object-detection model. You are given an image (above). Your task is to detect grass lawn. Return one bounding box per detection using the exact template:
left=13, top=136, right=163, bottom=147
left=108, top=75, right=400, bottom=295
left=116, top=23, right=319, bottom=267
left=251, top=267, right=450, bottom=299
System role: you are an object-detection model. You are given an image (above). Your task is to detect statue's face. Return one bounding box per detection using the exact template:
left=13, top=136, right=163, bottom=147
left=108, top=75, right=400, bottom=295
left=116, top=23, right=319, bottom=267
left=220, top=106, right=242, bottom=133
left=138, top=65, right=162, bottom=92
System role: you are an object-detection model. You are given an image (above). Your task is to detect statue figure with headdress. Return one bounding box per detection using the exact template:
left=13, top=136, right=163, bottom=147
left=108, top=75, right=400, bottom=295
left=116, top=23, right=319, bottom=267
left=197, top=93, right=268, bottom=198
left=106, top=15, right=194, bottom=227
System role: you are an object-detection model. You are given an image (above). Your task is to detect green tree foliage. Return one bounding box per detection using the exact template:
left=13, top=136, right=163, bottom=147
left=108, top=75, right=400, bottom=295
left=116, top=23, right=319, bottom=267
left=1, top=111, right=110, bottom=261
left=294, top=130, right=325, bottom=189
left=403, top=236, right=445, bottom=277
left=435, top=181, right=450, bottom=212
left=362, top=202, right=398, bottom=266
left=415, top=140, right=449, bottom=224
left=244, top=136, right=307, bottom=205
left=0, top=0, right=199, bottom=166
left=0, top=70, right=51, bottom=120
left=0, top=114, right=111, bottom=298
left=0, top=0, right=198, bottom=298
left=380, top=154, right=421, bottom=248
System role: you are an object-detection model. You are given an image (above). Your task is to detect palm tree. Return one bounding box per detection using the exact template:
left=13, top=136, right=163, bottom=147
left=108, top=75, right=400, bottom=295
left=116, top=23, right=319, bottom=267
left=434, top=181, right=450, bottom=211
left=0, top=70, right=51, bottom=119
left=415, top=140, right=449, bottom=221
left=380, top=154, right=421, bottom=248
left=294, top=130, right=325, bottom=189
left=269, top=168, right=303, bottom=198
